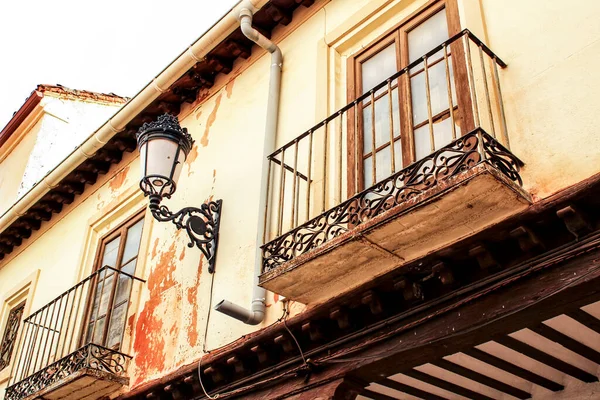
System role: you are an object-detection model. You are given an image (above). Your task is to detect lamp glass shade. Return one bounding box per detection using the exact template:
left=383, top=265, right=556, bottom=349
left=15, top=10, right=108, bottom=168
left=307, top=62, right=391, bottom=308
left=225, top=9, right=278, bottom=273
left=136, top=114, right=193, bottom=198
left=139, top=136, right=186, bottom=197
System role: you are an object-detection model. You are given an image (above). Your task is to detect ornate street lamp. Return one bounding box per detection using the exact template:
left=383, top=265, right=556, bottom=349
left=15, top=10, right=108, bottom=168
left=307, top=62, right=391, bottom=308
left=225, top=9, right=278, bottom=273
left=136, top=114, right=222, bottom=273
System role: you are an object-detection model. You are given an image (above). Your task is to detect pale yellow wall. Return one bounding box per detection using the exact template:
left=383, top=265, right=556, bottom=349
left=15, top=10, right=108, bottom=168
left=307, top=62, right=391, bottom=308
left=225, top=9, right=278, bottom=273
left=477, top=0, right=600, bottom=199
left=1, top=0, right=600, bottom=396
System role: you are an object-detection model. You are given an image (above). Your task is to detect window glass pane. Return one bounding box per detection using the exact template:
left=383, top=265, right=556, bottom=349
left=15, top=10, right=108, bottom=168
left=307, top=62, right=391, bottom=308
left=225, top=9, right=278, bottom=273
left=115, top=269, right=134, bottom=305
left=433, top=117, right=456, bottom=151
left=97, top=274, right=115, bottom=317
left=375, top=146, right=392, bottom=183
left=363, top=145, right=397, bottom=188
left=363, top=156, right=373, bottom=188
left=393, top=139, right=402, bottom=171
left=89, top=279, right=103, bottom=321
left=362, top=89, right=401, bottom=156
left=121, top=258, right=137, bottom=276
left=122, top=218, right=144, bottom=263
left=391, top=87, right=401, bottom=139
left=85, top=322, right=94, bottom=344
left=362, top=105, right=372, bottom=155
left=410, top=73, right=427, bottom=126
left=92, top=316, right=106, bottom=344
left=413, top=117, right=460, bottom=161
left=101, top=236, right=121, bottom=268
left=361, top=43, right=398, bottom=95
left=410, top=58, right=456, bottom=126
left=414, top=125, right=431, bottom=161
left=408, top=9, right=448, bottom=63
left=106, top=303, right=127, bottom=349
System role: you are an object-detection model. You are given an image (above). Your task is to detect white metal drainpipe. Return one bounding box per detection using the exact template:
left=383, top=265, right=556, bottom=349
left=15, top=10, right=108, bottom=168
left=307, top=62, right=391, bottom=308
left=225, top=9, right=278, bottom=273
left=214, top=3, right=283, bottom=325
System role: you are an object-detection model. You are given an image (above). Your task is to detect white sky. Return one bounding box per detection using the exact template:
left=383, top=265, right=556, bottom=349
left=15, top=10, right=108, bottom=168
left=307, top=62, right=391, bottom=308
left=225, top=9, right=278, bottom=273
left=0, top=0, right=239, bottom=130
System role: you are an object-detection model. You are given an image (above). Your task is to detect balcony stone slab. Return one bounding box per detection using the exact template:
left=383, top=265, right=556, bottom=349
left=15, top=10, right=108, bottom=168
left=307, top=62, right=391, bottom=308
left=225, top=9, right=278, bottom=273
left=5, top=344, right=130, bottom=400
left=259, top=163, right=531, bottom=304
left=20, top=369, right=128, bottom=400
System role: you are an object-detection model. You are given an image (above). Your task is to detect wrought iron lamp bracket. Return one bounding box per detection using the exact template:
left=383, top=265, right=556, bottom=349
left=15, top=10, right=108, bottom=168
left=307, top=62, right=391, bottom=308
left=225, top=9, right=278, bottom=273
left=149, top=195, right=222, bottom=273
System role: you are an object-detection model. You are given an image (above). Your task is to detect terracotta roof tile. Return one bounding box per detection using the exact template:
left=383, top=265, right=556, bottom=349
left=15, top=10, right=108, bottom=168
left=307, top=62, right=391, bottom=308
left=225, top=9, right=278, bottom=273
left=37, top=83, right=129, bottom=104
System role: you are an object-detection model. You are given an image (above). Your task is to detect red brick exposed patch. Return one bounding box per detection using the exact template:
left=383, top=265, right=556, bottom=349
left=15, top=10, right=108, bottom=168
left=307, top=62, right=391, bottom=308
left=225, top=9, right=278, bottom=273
left=200, top=93, right=222, bottom=148
left=179, top=247, right=186, bottom=261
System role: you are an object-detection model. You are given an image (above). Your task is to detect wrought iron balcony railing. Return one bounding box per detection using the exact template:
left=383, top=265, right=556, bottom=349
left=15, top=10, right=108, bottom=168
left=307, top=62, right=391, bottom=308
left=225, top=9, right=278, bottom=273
left=5, top=265, right=145, bottom=400
left=261, top=30, right=523, bottom=273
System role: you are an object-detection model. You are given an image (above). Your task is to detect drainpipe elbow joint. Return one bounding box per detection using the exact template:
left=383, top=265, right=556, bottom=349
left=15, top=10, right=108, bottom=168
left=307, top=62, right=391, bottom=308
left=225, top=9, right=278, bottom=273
left=238, top=7, right=253, bottom=21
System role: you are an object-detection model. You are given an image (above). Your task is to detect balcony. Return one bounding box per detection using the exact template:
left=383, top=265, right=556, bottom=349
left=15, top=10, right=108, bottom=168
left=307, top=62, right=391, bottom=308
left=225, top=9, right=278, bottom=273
left=259, top=31, right=531, bottom=304
left=5, top=266, right=144, bottom=400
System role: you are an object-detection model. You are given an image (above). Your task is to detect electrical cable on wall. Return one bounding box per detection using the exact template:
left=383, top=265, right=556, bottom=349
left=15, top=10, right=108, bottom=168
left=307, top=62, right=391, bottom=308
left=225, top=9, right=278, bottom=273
left=198, top=271, right=219, bottom=399
left=281, top=300, right=308, bottom=367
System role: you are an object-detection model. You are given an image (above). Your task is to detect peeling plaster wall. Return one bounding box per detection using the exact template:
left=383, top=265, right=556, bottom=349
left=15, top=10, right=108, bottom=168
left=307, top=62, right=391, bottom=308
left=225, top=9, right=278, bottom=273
left=128, top=42, right=289, bottom=384
left=1, top=0, right=600, bottom=396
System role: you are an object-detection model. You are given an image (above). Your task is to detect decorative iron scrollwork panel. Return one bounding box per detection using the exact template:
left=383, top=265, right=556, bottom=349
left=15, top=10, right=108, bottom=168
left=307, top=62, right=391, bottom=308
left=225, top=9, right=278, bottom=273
left=4, top=344, right=130, bottom=400
left=481, top=132, right=524, bottom=185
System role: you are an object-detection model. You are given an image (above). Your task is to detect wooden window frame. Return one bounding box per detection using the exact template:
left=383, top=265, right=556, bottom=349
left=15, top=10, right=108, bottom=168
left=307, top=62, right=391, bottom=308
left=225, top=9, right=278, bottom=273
left=347, top=0, right=471, bottom=195
left=351, top=34, right=402, bottom=193
left=80, top=210, right=145, bottom=351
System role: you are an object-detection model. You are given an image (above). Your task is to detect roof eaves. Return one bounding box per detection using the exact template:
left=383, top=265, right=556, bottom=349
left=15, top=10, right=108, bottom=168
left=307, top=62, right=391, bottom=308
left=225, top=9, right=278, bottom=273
left=38, top=84, right=130, bottom=105
left=0, top=88, right=44, bottom=149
